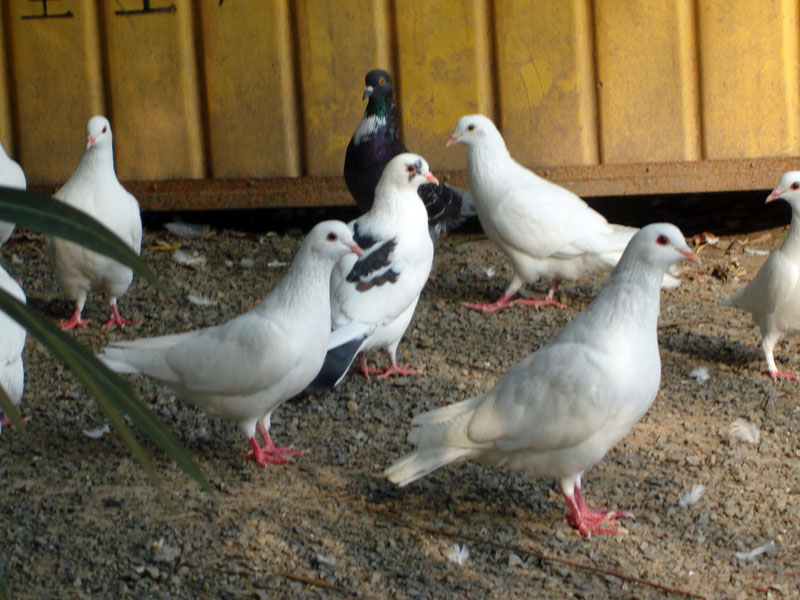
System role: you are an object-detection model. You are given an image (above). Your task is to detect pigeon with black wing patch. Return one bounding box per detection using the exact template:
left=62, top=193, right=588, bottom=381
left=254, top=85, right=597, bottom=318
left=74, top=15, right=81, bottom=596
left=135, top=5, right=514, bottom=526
left=308, top=153, right=436, bottom=391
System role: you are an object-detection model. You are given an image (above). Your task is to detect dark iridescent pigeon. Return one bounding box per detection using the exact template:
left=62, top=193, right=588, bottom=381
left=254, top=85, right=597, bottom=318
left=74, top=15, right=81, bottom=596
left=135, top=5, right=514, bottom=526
left=344, top=69, right=475, bottom=241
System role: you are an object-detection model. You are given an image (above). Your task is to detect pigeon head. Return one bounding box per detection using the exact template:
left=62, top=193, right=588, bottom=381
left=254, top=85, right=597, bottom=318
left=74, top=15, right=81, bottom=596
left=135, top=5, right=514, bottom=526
left=766, top=171, right=800, bottom=209
left=308, top=220, right=364, bottom=260
left=363, top=69, right=394, bottom=102
left=85, top=116, right=113, bottom=152
left=446, top=114, right=503, bottom=149
left=378, top=153, right=439, bottom=193
left=625, top=223, right=700, bottom=270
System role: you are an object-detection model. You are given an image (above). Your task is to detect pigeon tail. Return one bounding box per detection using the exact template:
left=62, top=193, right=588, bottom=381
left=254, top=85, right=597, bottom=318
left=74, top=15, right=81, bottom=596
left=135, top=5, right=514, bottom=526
left=384, top=446, right=476, bottom=487
left=304, top=336, right=365, bottom=393
left=418, top=183, right=475, bottom=241
left=304, top=322, right=374, bottom=393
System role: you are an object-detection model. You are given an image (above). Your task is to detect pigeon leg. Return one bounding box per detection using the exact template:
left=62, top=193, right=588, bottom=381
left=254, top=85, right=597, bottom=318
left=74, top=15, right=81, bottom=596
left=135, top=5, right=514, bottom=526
left=358, top=353, right=377, bottom=379
left=463, top=292, right=516, bottom=313
left=58, top=304, right=91, bottom=330
left=563, top=486, right=632, bottom=536
left=245, top=422, right=305, bottom=466
left=102, top=301, right=138, bottom=329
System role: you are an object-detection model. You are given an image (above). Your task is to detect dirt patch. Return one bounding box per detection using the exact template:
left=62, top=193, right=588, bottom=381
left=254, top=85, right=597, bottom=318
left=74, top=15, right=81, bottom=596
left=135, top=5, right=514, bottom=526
left=1, top=221, right=798, bottom=599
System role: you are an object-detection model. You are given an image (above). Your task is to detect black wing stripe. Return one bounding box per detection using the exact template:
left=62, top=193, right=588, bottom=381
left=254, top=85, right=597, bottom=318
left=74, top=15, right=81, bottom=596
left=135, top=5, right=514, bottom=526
left=352, top=221, right=380, bottom=250
left=346, top=238, right=397, bottom=282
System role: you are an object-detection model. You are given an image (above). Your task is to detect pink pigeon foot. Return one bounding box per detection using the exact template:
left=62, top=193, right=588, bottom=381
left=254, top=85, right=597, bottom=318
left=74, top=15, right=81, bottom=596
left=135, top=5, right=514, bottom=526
left=463, top=293, right=515, bottom=313
left=564, top=487, right=632, bottom=537
left=102, top=304, right=139, bottom=329
left=1, top=414, right=29, bottom=428
left=515, top=280, right=565, bottom=309
left=245, top=422, right=306, bottom=465
left=359, top=353, right=419, bottom=379
left=767, top=369, right=799, bottom=381
left=514, top=296, right=566, bottom=309
left=58, top=306, right=91, bottom=330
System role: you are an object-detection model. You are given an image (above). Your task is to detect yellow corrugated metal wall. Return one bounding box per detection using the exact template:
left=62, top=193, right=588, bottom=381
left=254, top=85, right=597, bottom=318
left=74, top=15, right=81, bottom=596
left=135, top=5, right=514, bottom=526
left=1, top=0, right=799, bottom=207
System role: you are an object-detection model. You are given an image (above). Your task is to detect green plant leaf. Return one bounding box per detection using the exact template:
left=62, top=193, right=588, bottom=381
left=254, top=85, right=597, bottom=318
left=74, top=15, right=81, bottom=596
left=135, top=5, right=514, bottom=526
left=0, top=288, right=212, bottom=494
left=0, top=187, right=165, bottom=294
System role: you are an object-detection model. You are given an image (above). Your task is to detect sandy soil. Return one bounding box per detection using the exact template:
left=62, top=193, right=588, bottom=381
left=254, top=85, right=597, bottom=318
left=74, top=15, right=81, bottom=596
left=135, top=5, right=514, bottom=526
left=1, top=215, right=799, bottom=599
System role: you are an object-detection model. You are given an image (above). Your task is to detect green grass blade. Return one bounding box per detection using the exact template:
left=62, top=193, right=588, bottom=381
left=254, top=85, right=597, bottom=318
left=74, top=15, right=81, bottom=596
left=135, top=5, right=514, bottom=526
left=0, top=289, right=212, bottom=494
left=0, top=187, right=164, bottom=294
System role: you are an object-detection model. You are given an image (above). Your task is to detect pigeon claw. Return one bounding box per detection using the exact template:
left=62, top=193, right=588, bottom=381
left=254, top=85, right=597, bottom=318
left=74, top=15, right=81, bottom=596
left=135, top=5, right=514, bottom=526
left=58, top=307, right=91, bottom=330
left=246, top=436, right=306, bottom=466
left=514, top=297, right=566, bottom=310
left=462, top=293, right=515, bottom=313
left=564, top=487, right=632, bottom=537
left=102, top=304, right=139, bottom=330
left=0, top=414, right=29, bottom=428
left=767, top=369, right=799, bottom=381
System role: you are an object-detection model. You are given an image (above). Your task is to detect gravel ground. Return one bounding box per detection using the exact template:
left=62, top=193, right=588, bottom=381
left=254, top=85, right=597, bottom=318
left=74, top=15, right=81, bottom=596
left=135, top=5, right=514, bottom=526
left=1, top=213, right=799, bottom=599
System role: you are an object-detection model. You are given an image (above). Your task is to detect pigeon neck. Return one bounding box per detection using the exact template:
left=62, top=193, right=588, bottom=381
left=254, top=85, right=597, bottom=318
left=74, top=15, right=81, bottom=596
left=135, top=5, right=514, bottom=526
left=592, top=258, right=663, bottom=326
left=371, top=185, right=425, bottom=223
left=266, top=244, right=334, bottom=316
left=79, top=146, right=115, bottom=182
left=367, top=95, right=394, bottom=120
left=782, top=210, right=800, bottom=256
left=467, top=139, right=511, bottom=172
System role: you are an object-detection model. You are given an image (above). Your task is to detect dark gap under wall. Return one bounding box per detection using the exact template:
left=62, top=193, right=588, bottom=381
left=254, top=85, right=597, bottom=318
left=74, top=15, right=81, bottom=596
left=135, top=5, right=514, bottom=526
left=142, top=188, right=786, bottom=238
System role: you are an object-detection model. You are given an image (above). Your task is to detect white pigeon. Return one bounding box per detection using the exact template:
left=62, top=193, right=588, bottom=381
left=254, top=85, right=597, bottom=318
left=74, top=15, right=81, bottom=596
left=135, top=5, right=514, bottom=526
left=721, top=171, right=800, bottom=380
left=385, top=223, right=699, bottom=536
left=97, top=221, right=363, bottom=466
left=306, top=153, right=436, bottom=391
left=0, top=264, right=26, bottom=434
left=0, top=140, right=27, bottom=247
left=446, top=114, right=679, bottom=313
left=50, top=116, right=142, bottom=330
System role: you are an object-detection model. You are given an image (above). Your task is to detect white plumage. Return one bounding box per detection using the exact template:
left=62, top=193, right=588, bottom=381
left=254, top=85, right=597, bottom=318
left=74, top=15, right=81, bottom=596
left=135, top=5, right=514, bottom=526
left=0, top=141, right=27, bottom=247
left=50, top=116, right=142, bottom=330
left=722, top=171, right=800, bottom=379
left=307, top=153, right=435, bottom=391
left=0, top=264, right=26, bottom=433
left=446, top=114, right=679, bottom=313
left=385, top=223, right=699, bottom=536
left=97, top=221, right=362, bottom=466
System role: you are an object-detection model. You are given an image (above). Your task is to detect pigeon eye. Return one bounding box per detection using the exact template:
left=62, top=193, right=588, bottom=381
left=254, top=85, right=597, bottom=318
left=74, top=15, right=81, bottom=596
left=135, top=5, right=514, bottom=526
left=102, top=126, right=107, bottom=134
left=326, top=233, right=338, bottom=242
left=467, top=124, right=475, bottom=131
left=378, top=76, right=386, bottom=86
left=656, top=235, right=669, bottom=245
left=406, top=165, right=416, bottom=174
left=791, top=182, right=800, bottom=190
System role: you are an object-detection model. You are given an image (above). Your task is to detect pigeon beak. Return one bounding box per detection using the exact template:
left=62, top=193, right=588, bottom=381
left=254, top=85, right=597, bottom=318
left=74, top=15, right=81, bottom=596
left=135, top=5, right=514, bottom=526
left=679, top=248, right=701, bottom=265
left=445, top=133, right=462, bottom=148
left=349, top=243, right=364, bottom=257
left=766, top=189, right=784, bottom=203
left=424, top=171, right=439, bottom=184
left=85, top=136, right=96, bottom=150
left=362, top=85, right=374, bottom=100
